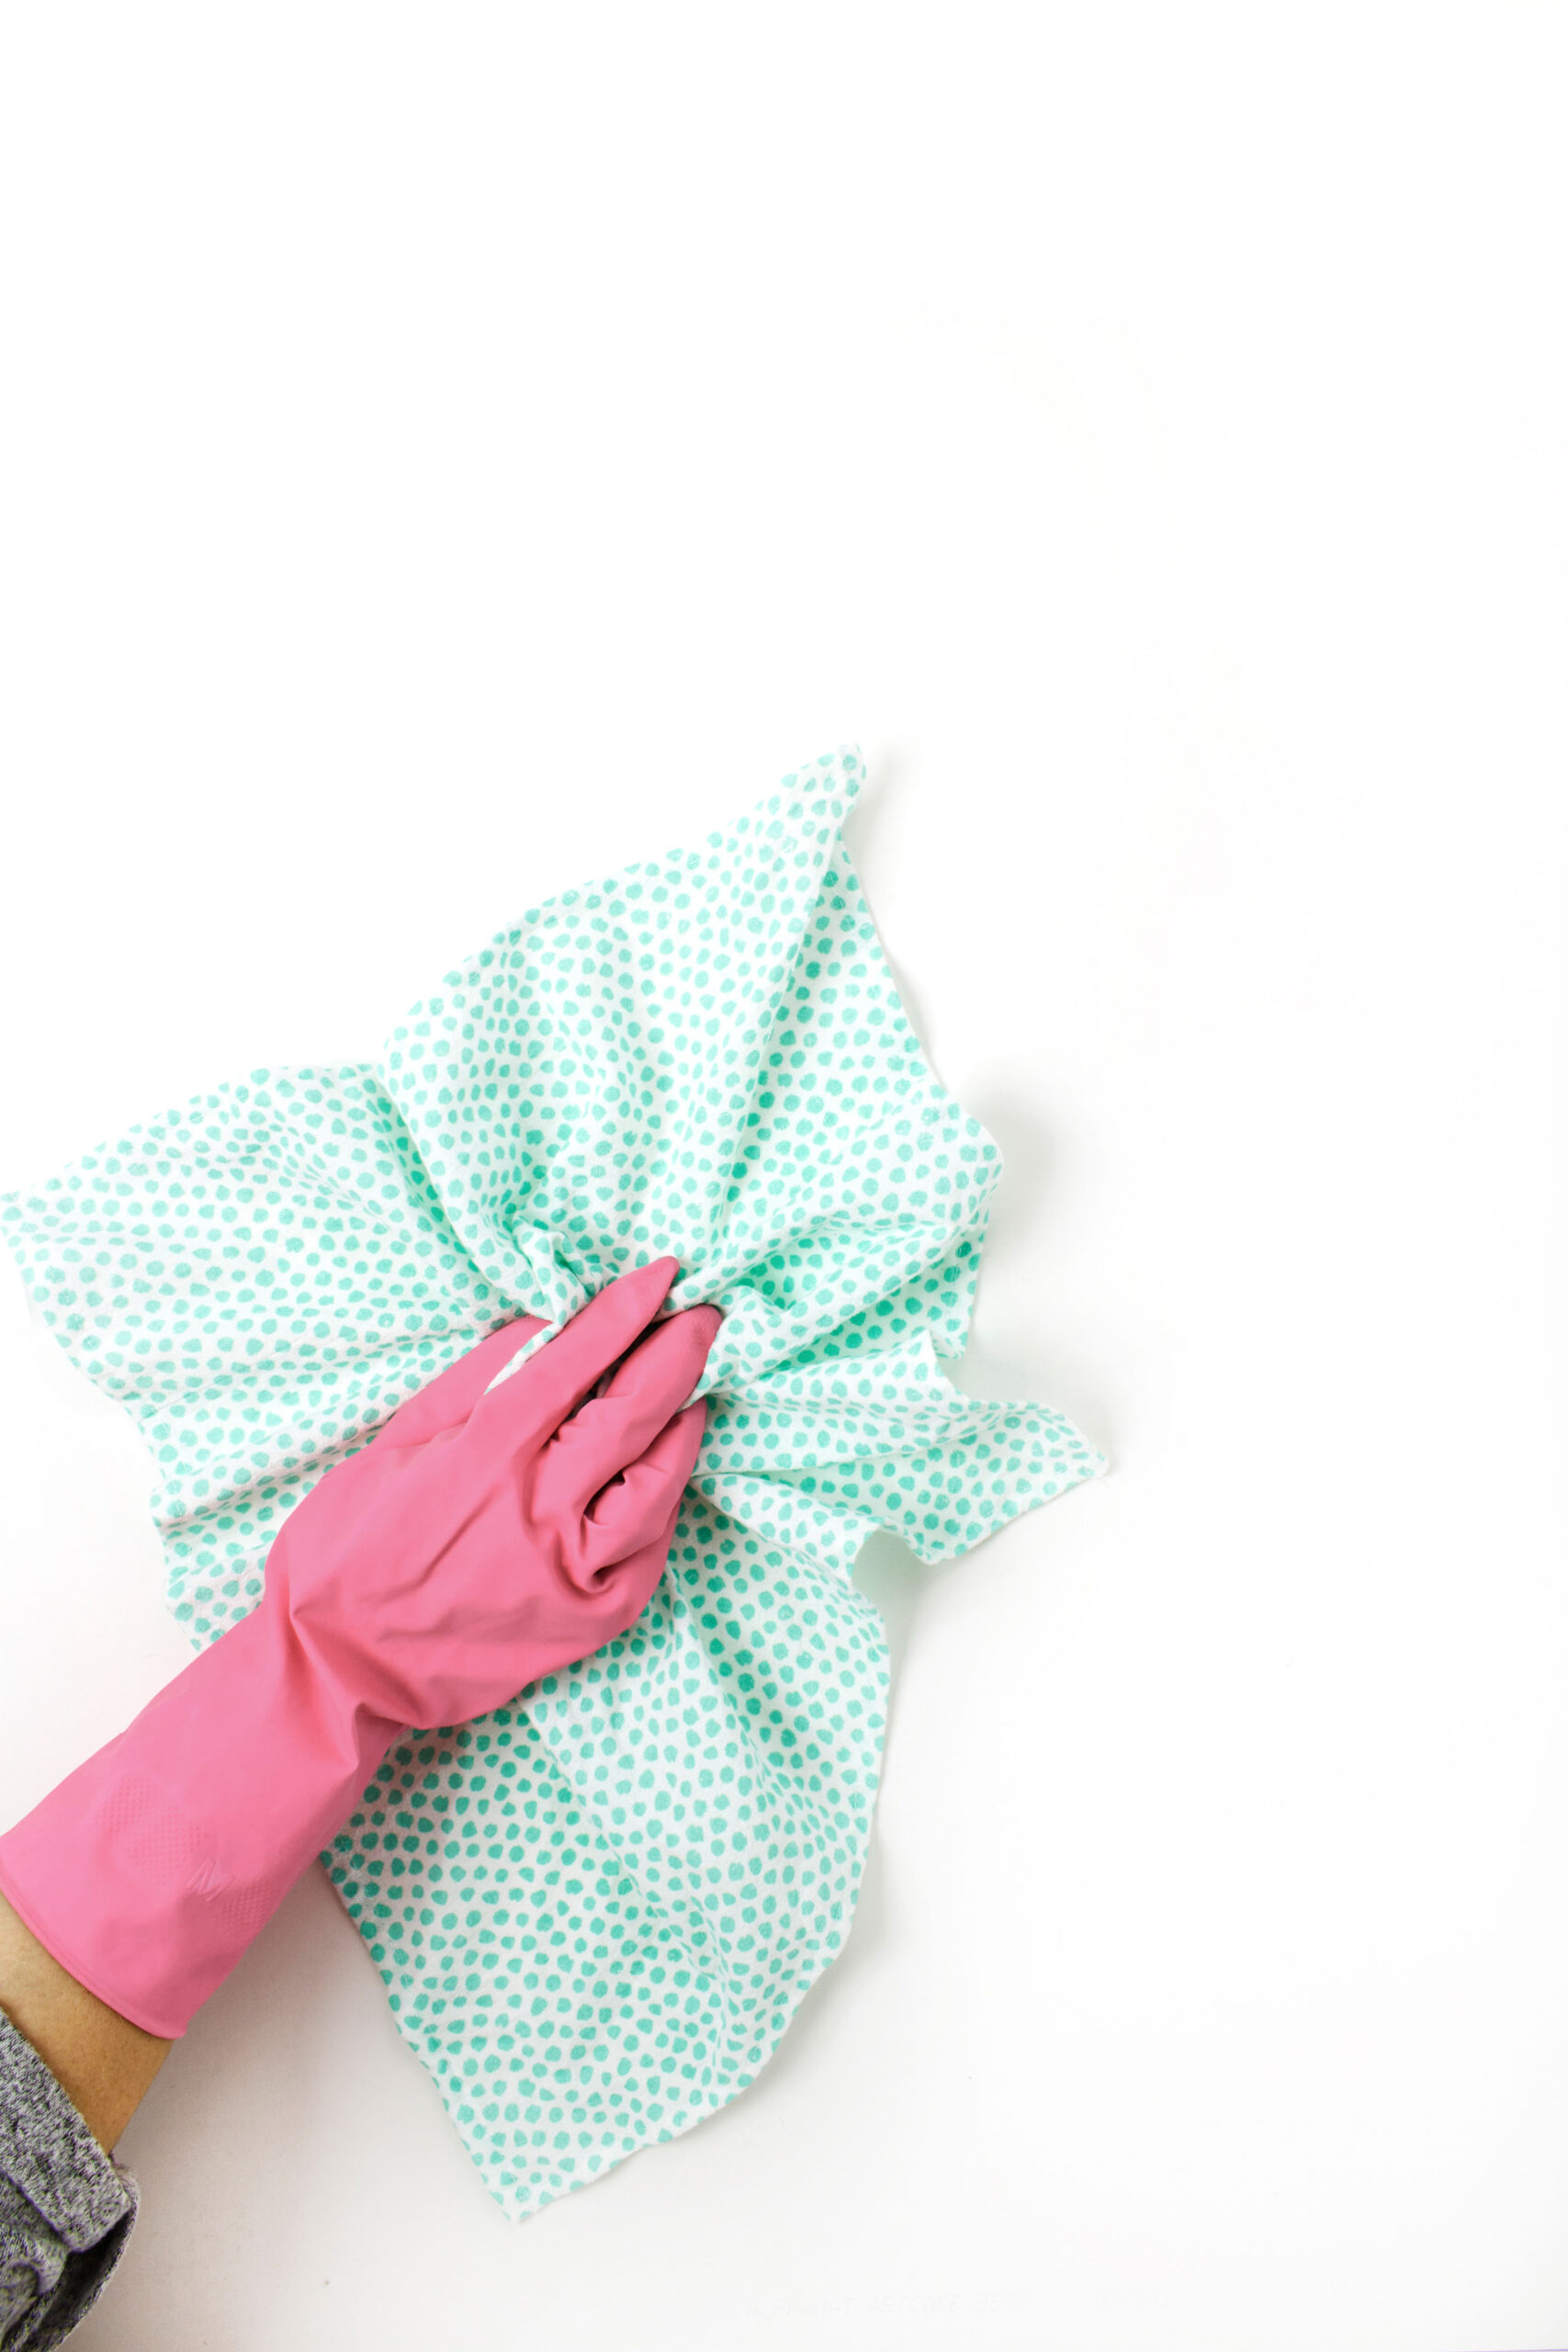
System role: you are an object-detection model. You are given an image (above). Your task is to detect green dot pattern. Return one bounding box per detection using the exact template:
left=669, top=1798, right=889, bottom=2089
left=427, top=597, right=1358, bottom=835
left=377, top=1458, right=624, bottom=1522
left=2, top=745, right=1104, bottom=2216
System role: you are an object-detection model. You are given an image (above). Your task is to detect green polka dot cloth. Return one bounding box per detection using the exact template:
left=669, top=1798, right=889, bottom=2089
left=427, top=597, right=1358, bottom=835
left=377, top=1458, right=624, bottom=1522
left=2, top=745, right=1103, bottom=2216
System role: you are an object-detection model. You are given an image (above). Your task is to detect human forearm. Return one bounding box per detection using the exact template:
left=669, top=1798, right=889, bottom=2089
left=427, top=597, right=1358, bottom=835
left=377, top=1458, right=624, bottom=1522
left=0, top=1893, right=168, bottom=2152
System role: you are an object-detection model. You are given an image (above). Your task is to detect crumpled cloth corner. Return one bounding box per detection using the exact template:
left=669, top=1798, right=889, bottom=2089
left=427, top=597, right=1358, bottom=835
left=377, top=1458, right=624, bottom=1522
left=1, top=743, right=1104, bottom=2217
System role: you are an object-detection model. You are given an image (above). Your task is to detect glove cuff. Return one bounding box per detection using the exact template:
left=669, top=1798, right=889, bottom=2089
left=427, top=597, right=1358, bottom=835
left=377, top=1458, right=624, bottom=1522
left=0, top=1605, right=398, bottom=2038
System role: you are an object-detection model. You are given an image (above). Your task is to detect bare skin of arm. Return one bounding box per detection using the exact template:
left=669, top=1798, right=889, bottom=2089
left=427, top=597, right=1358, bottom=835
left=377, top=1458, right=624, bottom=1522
left=0, top=1893, right=170, bottom=2152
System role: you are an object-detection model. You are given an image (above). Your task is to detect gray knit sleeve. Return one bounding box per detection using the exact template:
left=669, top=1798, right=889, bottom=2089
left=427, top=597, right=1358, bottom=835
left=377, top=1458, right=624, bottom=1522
left=0, top=2009, right=136, bottom=2349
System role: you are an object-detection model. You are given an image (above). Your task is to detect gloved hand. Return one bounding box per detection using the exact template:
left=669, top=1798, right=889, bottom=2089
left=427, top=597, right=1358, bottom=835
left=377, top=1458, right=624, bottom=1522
left=0, top=1258, right=720, bottom=2039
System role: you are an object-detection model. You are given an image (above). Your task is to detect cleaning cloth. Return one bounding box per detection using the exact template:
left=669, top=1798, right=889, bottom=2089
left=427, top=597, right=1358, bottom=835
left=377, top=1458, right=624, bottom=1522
left=2, top=744, right=1103, bottom=2217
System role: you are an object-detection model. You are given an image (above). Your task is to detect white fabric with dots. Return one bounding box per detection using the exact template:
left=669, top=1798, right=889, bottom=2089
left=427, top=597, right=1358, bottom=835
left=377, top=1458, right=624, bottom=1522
left=2, top=746, right=1103, bottom=2216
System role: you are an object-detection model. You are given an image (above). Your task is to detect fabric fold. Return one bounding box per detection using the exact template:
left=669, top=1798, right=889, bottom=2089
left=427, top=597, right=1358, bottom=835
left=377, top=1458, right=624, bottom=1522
left=2, top=743, right=1104, bottom=2217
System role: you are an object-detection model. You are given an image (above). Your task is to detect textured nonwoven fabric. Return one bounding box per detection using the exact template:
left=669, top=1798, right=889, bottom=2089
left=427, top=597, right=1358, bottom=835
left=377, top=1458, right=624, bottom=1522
left=1, top=744, right=1104, bottom=2217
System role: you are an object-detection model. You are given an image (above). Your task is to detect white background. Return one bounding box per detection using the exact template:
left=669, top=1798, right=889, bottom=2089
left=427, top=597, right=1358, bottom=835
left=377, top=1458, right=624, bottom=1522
left=1, top=6, right=1565, bottom=2347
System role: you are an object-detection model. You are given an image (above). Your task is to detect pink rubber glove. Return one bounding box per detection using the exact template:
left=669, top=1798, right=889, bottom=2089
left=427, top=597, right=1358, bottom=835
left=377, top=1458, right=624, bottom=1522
left=0, top=1259, right=719, bottom=2038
